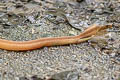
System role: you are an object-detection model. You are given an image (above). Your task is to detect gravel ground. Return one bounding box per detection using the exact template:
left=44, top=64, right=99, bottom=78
left=0, top=0, right=120, bottom=80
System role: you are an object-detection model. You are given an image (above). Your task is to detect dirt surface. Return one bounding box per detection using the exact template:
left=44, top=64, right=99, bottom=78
left=0, top=0, right=120, bottom=80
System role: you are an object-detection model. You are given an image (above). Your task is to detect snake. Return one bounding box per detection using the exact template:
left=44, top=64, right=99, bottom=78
left=0, top=24, right=112, bottom=51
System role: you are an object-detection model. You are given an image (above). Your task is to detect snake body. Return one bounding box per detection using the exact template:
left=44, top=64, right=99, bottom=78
left=0, top=25, right=112, bottom=51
